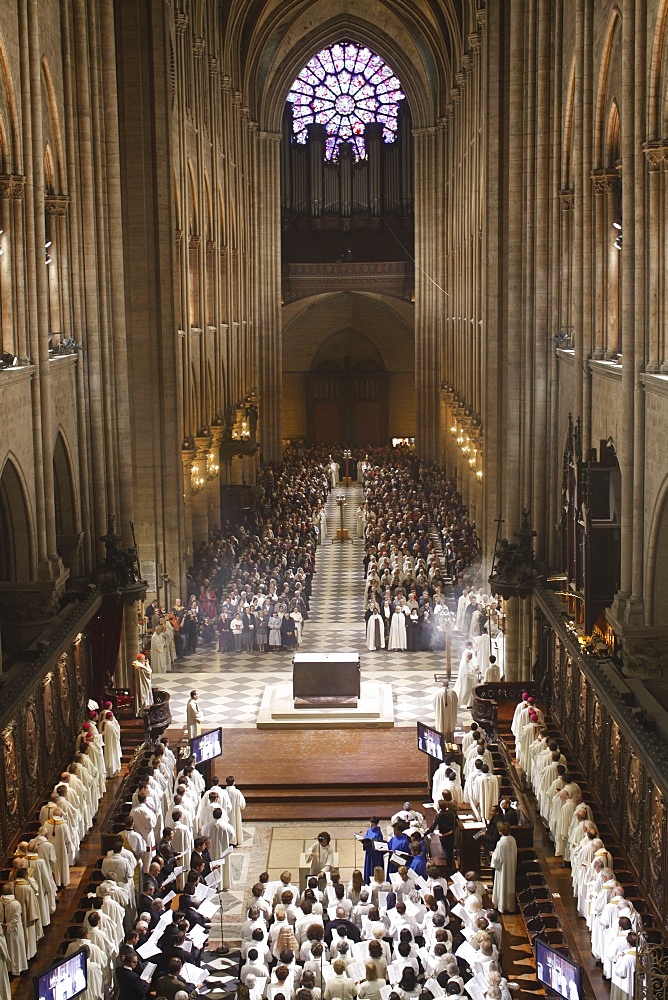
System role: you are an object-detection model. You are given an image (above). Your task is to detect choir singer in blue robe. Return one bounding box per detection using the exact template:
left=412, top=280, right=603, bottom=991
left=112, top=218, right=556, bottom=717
left=361, top=817, right=385, bottom=883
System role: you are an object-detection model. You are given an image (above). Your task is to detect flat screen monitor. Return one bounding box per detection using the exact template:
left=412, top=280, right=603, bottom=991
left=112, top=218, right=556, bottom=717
left=416, top=721, right=445, bottom=760
left=190, top=727, right=223, bottom=764
left=35, top=947, right=87, bottom=1000
left=535, top=939, right=582, bottom=1000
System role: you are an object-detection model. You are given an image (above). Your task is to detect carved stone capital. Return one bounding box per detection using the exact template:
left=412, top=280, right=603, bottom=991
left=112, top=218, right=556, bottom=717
left=461, top=56, right=472, bottom=75
left=194, top=434, right=212, bottom=460
left=477, top=6, right=487, bottom=28
left=192, top=35, right=205, bottom=58
left=642, top=140, right=668, bottom=172
left=559, top=187, right=575, bottom=210
left=591, top=169, right=618, bottom=194
left=208, top=56, right=218, bottom=77
left=232, top=89, right=242, bottom=106
left=205, top=239, right=216, bottom=254
left=45, top=195, right=70, bottom=216
left=188, top=234, right=201, bottom=250
left=174, top=10, right=188, bottom=34
left=175, top=228, right=183, bottom=246
left=469, top=32, right=482, bottom=53
left=0, top=174, right=26, bottom=199
left=450, top=86, right=461, bottom=104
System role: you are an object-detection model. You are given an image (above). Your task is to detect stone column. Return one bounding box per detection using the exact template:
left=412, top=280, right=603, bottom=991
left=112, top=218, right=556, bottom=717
left=643, top=144, right=663, bottom=373
left=413, top=127, right=442, bottom=462
left=611, top=0, right=637, bottom=618
left=256, top=131, right=283, bottom=462
left=182, top=449, right=195, bottom=567
left=191, top=436, right=211, bottom=545
left=207, top=426, right=224, bottom=533
left=629, top=0, right=646, bottom=621
left=504, top=596, right=521, bottom=681
left=591, top=172, right=613, bottom=360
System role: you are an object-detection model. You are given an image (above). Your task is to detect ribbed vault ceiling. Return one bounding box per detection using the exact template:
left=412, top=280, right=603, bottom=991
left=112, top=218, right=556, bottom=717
left=221, top=0, right=474, bottom=131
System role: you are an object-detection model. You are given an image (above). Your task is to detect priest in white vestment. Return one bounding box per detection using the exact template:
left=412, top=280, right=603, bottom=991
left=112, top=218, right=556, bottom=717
left=491, top=824, right=517, bottom=913
left=0, top=886, right=27, bottom=976
left=433, top=682, right=458, bottom=741
left=453, top=651, right=478, bottom=709
left=0, top=925, right=11, bottom=999
left=388, top=607, right=407, bottom=650
left=203, top=809, right=235, bottom=890
left=473, top=767, right=501, bottom=822
left=187, top=690, right=204, bottom=738
left=150, top=624, right=169, bottom=674
left=225, top=776, right=247, bottom=845
left=132, top=653, right=153, bottom=714
left=100, top=711, right=123, bottom=776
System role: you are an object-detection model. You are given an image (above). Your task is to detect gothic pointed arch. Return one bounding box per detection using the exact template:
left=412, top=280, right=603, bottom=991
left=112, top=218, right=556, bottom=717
left=0, top=455, right=35, bottom=582
left=53, top=430, right=81, bottom=573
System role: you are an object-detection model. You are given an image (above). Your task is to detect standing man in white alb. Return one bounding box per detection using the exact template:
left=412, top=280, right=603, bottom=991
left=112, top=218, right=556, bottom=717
left=186, top=690, right=203, bottom=739
left=225, top=776, right=246, bottom=846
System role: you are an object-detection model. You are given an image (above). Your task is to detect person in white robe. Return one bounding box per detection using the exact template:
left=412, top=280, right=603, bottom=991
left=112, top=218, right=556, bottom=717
left=132, top=653, right=153, bottom=714
left=433, top=682, right=458, bottom=741
left=591, top=879, right=616, bottom=958
left=65, top=937, right=105, bottom=1000
left=96, top=884, right=125, bottom=947
left=186, top=690, right=204, bottom=739
left=388, top=607, right=407, bottom=651
left=318, top=506, right=328, bottom=542
left=129, top=795, right=157, bottom=872
left=43, top=812, right=74, bottom=887
left=366, top=605, right=385, bottom=651
left=483, top=654, right=501, bottom=683
left=17, top=844, right=55, bottom=921
left=171, top=811, right=193, bottom=890
left=610, top=936, right=636, bottom=1000
left=453, top=651, right=478, bottom=709
left=150, top=623, right=169, bottom=674
left=10, top=868, right=41, bottom=958
left=491, top=825, right=517, bottom=914
left=101, top=840, right=136, bottom=913
left=464, top=744, right=494, bottom=779
left=328, top=458, right=339, bottom=489
left=472, top=768, right=501, bottom=822
left=356, top=503, right=367, bottom=539
left=0, top=924, right=11, bottom=999
left=475, top=632, right=492, bottom=672
left=71, top=756, right=98, bottom=817
left=100, top=710, right=123, bottom=777
left=455, top=588, right=471, bottom=632
left=203, top=809, right=235, bottom=890
left=0, top=885, right=27, bottom=976
left=604, top=917, right=634, bottom=982
left=225, top=776, right=247, bottom=845
left=461, top=723, right=481, bottom=754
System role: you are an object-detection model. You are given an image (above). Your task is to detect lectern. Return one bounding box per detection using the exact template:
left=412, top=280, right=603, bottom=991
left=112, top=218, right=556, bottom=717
left=292, top=652, right=361, bottom=707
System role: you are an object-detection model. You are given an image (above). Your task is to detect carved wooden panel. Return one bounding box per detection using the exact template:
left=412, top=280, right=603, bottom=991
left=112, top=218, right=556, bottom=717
left=539, top=612, right=668, bottom=925
left=0, top=625, right=94, bottom=858
left=647, top=784, right=666, bottom=913
left=577, top=671, right=588, bottom=757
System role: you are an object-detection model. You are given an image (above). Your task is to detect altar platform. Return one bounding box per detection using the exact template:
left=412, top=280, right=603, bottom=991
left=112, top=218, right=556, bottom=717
left=256, top=679, right=394, bottom=729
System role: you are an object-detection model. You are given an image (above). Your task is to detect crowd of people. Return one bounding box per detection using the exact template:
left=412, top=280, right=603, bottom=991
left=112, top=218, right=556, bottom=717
left=238, top=820, right=513, bottom=1000
left=132, top=451, right=340, bottom=707
left=0, top=703, right=123, bottom=994
left=359, top=454, right=485, bottom=654
left=513, top=693, right=641, bottom=996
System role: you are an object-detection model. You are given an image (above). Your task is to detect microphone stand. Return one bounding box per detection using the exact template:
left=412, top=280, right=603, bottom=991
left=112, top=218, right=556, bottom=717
left=215, top=881, right=230, bottom=956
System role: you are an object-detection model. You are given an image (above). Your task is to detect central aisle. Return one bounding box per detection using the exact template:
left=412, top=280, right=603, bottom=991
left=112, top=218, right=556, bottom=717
left=154, top=480, right=468, bottom=730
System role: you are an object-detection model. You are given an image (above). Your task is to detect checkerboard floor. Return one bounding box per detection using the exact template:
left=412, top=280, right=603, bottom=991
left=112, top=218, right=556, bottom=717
left=153, top=485, right=471, bottom=730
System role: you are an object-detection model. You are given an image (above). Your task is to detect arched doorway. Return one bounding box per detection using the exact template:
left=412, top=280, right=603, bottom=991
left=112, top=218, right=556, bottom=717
left=307, top=329, right=388, bottom=445
left=53, top=431, right=81, bottom=573
left=649, top=485, right=668, bottom=625
left=0, top=458, right=34, bottom=581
